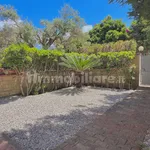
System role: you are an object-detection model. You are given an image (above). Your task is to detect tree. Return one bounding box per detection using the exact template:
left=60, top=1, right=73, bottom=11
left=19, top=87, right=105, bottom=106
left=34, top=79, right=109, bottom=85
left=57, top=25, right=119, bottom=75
left=109, top=0, right=150, bottom=20
left=0, top=5, right=18, bottom=51
left=89, top=16, right=129, bottom=44
left=0, top=24, right=17, bottom=51
left=0, top=5, right=36, bottom=48
left=0, top=5, right=19, bottom=22
left=130, top=18, right=150, bottom=51
left=0, top=4, right=86, bottom=51
left=36, top=19, right=66, bottom=50
left=56, top=31, right=90, bottom=52
left=37, top=4, right=86, bottom=50
left=1, top=44, right=34, bottom=95
left=60, top=4, right=85, bottom=29
left=13, top=22, right=36, bottom=47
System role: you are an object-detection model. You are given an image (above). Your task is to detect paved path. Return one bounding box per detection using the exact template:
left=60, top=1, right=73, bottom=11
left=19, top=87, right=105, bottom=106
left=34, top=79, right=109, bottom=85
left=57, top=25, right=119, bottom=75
left=0, top=134, right=17, bottom=150
left=54, top=88, right=150, bottom=150
left=0, top=140, right=15, bottom=150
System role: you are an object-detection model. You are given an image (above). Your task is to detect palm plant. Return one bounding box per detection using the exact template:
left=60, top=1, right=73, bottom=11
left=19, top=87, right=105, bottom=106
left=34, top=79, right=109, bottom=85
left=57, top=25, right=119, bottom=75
left=60, top=54, right=100, bottom=88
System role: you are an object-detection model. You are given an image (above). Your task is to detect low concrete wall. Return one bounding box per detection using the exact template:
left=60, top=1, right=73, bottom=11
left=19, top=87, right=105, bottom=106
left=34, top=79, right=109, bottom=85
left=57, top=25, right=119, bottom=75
left=0, top=55, right=139, bottom=97
left=36, top=70, right=74, bottom=91
left=0, top=71, right=74, bottom=97
left=0, top=75, right=21, bottom=97
left=85, top=55, right=139, bottom=89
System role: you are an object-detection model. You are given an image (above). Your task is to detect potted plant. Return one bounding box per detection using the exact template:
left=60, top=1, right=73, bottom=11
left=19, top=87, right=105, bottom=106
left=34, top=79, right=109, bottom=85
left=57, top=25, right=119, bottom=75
left=59, top=54, right=100, bottom=88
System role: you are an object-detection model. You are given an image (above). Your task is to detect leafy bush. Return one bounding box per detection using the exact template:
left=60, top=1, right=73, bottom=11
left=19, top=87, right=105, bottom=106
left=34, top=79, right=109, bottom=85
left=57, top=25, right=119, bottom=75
left=60, top=54, right=99, bottom=71
left=1, top=43, right=136, bottom=71
left=33, top=49, right=64, bottom=72
left=0, top=43, right=136, bottom=93
left=1, top=44, right=64, bottom=95
left=59, top=54, right=100, bottom=88
left=1, top=44, right=34, bottom=72
left=89, top=16, right=130, bottom=44
left=1, top=44, right=64, bottom=72
left=97, top=51, right=136, bottom=69
left=81, top=40, right=137, bottom=54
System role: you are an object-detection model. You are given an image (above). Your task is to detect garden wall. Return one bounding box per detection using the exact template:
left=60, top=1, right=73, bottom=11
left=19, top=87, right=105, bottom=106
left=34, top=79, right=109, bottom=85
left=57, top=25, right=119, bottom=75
left=88, top=55, right=139, bottom=89
left=0, top=75, right=21, bottom=97
left=0, top=56, right=139, bottom=97
left=0, top=71, right=74, bottom=97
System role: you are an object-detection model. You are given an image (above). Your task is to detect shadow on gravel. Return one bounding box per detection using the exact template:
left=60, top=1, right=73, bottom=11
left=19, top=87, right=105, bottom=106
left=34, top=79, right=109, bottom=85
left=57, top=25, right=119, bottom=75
left=2, top=100, right=117, bottom=150
left=52, top=86, right=126, bottom=96
left=0, top=96, right=21, bottom=105
left=2, top=88, right=144, bottom=150
left=53, top=87, right=86, bottom=96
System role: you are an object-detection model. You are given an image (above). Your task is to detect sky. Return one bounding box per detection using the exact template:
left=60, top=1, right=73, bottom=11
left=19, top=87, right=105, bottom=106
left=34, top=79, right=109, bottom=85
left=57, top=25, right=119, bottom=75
left=0, top=0, right=132, bottom=31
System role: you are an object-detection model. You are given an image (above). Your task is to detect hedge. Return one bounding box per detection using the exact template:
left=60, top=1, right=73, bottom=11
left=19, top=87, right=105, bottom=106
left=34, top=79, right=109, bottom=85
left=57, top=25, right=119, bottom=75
left=0, top=43, right=136, bottom=72
left=81, top=40, right=137, bottom=54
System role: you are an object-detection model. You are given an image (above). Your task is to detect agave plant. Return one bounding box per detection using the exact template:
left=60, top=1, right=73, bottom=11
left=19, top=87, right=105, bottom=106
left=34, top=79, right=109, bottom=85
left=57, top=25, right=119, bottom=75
left=59, top=54, right=100, bottom=87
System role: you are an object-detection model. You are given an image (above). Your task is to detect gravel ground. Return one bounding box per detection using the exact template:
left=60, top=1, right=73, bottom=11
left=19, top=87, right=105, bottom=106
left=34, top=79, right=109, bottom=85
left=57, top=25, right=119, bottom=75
left=0, top=86, right=134, bottom=150
left=143, top=129, right=150, bottom=150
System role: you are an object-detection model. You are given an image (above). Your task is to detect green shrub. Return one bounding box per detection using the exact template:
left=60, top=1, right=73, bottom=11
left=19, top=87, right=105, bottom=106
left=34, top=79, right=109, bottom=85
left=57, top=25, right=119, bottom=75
left=81, top=40, right=137, bottom=54
left=63, top=51, right=136, bottom=69
left=0, top=43, right=137, bottom=94
left=97, top=51, right=136, bottom=69
left=33, top=49, right=64, bottom=72
left=1, top=44, right=64, bottom=72
left=1, top=44, right=34, bottom=72
left=1, top=44, right=65, bottom=95
left=1, top=42, right=136, bottom=72
left=60, top=54, right=99, bottom=71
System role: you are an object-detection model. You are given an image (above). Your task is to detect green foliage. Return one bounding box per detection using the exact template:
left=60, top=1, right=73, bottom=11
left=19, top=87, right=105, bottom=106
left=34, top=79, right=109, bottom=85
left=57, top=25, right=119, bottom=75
left=0, top=5, right=19, bottom=21
left=0, top=5, right=37, bottom=48
left=130, top=18, right=150, bottom=51
left=59, top=50, right=135, bottom=71
left=57, top=32, right=91, bottom=52
left=37, top=19, right=64, bottom=50
left=60, top=4, right=85, bottom=28
left=81, top=40, right=137, bottom=54
left=145, top=26, right=150, bottom=50
left=1, top=44, right=64, bottom=72
left=0, top=24, right=17, bottom=51
left=0, top=4, right=86, bottom=51
left=1, top=43, right=136, bottom=92
left=109, top=0, right=150, bottom=20
left=97, top=51, right=136, bottom=69
left=18, top=22, right=37, bottom=47
left=1, top=43, right=136, bottom=72
left=1, top=44, right=33, bottom=72
left=56, top=4, right=86, bottom=51
left=89, top=16, right=130, bottom=44
left=123, top=64, right=136, bottom=89
left=59, top=54, right=99, bottom=72
left=37, top=4, right=86, bottom=50
left=34, top=49, right=64, bottom=71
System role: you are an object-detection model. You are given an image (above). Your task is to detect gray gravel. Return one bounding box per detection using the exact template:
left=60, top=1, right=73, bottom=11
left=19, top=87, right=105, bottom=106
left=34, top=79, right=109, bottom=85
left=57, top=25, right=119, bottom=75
left=143, top=129, right=150, bottom=150
left=0, top=86, right=134, bottom=150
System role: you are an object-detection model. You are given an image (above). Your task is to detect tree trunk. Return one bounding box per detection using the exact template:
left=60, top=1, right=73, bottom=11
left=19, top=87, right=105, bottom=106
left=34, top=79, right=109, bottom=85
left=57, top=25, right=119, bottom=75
left=75, top=72, right=83, bottom=88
